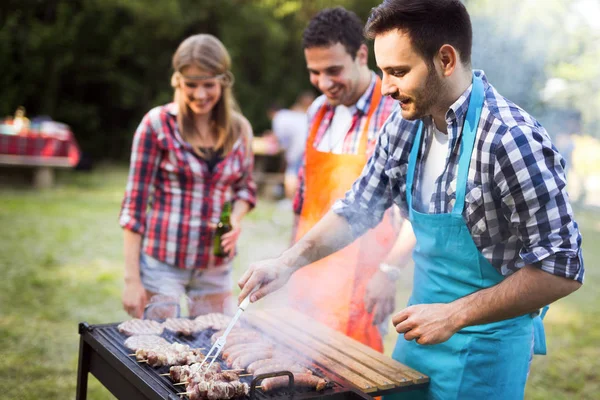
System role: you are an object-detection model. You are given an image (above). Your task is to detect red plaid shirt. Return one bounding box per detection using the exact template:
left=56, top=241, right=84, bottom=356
left=293, top=73, right=397, bottom=214
left=119, top=103, right=256, bottom=269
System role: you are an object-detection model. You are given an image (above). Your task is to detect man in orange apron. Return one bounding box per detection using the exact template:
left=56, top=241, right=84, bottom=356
left=288, top=7, right=400, bottom=351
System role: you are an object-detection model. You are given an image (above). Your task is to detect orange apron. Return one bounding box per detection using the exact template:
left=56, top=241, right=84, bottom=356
left=289, top=77, right=396, bottom=351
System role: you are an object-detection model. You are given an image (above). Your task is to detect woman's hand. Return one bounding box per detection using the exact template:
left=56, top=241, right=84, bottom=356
left=221, top=217, right=242, bottom=255
left=122, top=279, right=148, bottom=318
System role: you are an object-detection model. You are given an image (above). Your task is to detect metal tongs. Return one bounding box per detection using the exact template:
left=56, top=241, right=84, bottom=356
left=200, top=294, right=253, bottom=370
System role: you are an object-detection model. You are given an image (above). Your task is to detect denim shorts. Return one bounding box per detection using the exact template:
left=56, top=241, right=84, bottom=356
left=139, top=252, right=233, bottom=298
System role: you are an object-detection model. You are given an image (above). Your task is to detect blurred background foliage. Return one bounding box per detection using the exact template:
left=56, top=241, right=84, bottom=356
left=0, top=0, right=598, bottom=161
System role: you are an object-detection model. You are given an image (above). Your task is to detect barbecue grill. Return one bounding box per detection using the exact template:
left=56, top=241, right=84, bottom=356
left=76, top=308, right=429, bottom=400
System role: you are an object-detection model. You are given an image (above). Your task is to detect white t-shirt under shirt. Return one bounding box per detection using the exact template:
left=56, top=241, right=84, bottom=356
left=417, top=124, right=449, bottom=212
left=317, top=105, right=356, bottom=154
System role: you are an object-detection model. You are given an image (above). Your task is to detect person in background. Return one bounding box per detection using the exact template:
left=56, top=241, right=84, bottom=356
left=239, top=0, right=583, bottom=398
left=119, top=34, right=256, bottom=319
left=287, top=7, right=405, bottom=352
left=269, top=91, right=315, bottom=199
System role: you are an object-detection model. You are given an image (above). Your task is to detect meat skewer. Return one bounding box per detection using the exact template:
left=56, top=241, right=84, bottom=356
left=136, top=343, right=206, bottom=367
left=176, top=373, right=249, bottom=400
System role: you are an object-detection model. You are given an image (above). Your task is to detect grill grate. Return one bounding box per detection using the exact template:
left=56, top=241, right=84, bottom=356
left=77, top=321, right=372, bottom=400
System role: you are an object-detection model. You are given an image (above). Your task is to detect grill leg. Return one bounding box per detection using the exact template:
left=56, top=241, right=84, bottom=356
left=76, top=335, right=91, bottom=400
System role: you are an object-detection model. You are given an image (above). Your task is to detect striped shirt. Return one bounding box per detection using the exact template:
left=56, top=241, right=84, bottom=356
left=293, top=72, right=397, bottom=214
left=119, top=103, right=257, bottom=269
left=333, top=70, right=584, bottom=282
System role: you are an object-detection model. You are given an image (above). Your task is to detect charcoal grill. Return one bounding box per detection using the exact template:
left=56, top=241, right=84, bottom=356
left=76, top=312, right=428, bottom=400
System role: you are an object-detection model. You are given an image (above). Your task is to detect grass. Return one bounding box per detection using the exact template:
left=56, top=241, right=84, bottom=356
left=0, top=165, right=598, bottom=399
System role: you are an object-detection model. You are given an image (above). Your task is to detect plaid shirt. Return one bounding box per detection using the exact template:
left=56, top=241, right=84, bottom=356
left=333, top=70, right=584, bottom=282
left=293, top=72, right=397, bottom=214
left=119, top=103, right=256, bottom=269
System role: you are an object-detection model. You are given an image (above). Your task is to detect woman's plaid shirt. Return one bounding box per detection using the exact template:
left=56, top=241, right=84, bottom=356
left=119, top=103, right=256, bottom=269
left=333, top=71, right=584, bottom=282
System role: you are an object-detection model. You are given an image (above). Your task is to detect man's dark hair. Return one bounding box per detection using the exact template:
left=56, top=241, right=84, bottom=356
left=302, top=7, right=365, bottom=59
left=365, top=0, right=472, bottom=66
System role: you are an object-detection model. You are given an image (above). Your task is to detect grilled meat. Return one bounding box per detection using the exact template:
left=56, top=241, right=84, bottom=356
left=118, top=319, right=164, bottom=336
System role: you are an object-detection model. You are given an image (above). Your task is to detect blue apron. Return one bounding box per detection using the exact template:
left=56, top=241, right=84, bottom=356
left=388, top=74, right=547, bottom=400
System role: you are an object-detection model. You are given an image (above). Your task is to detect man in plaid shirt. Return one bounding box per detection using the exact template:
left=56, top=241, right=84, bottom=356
left=286, top=7, right=408, bottom=351
left=240, top=1, right=583, bottom=398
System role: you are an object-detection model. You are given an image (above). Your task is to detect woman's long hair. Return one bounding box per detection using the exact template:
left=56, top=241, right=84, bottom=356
left=170, top=34, right=242, bottom=157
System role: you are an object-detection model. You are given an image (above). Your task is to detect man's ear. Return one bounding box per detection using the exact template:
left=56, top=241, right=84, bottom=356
left=356, top=44, right=369, bottom=65
left=437, top=44, right=459, bottom=77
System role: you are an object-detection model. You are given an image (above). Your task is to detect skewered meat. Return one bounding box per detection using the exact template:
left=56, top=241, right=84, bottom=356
left=170, top=364, right=222, bottom=382
left=260, top=373, right=327, bottom=392
left=124, top=335, right=169, bottom=351
left=137, top=342, right=205, bottom=367
left=253, top=363, right=312, bottom=376
left=118, top=319, right=164, bottom=336
left=194, top=313, right=233, bottom=331
left=185, top=380, right=249, bottom=400
left=163, top=318, right=196, bottom=336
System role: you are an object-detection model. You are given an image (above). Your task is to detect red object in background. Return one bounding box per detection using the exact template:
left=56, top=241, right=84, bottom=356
left=0, top=129, right=81, bottom=167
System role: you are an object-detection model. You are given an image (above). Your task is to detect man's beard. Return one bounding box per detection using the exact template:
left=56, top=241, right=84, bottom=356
left=395, top=67, right=443, bottom=121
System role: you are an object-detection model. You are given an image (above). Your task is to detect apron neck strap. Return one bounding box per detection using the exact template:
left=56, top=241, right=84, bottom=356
left=406, top=73, right=485, bottom=215
left=406, top=121, right=423, bottom=212
left=357, top=76, right=382, bottom=155
left=452, top=73, right=484, bottom=215
left=306, top=76, right=382, bottom=156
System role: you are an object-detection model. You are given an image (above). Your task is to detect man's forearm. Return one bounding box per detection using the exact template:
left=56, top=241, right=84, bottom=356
left=450, top=265, right=582, bottom=329
left=280, top=210, right=355, bottom=269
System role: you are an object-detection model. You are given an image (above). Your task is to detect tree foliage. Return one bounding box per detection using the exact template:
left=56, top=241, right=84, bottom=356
left=1, top=0, right=597, bottom=161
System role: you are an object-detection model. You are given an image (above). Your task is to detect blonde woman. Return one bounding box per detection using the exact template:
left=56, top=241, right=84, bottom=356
left=120, top=34, right=256, bottom=319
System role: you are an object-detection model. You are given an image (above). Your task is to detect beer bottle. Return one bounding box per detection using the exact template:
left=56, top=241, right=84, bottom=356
left=213, top=202, right=232, bottom=257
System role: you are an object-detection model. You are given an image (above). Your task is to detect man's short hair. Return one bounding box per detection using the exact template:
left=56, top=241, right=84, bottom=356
left=302, top=7, right=365, bottom=59
left=365, top=0, right=472, bottom=67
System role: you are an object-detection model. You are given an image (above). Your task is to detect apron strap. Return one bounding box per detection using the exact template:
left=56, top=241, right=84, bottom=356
left=357, top=77, right=382, bottom=155
left=452, top=74, right=485, bottom=215
left=406, top=121, right=424, bottom=213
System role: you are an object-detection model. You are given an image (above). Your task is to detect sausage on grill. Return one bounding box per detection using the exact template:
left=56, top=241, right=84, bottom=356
left=253, top=363, right=312, bottom=376
left=247, top=357, right=297, bottom=374
left=232, top=350, right=275, bottom=370
left=260, top=373, right=327, bottom=392
left=225, top=344, right=273, bottom=364
left=222, top=342, right=272, bottom=360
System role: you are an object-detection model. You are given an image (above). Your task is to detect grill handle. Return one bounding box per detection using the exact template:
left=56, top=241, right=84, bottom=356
left=250, top=371, right=295, bottom=400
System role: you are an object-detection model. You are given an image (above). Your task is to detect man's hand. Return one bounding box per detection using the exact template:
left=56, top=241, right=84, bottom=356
left=392, top=303, right=462, bottom=345
left=364, top=270, right=397, bottom=326
left=238, top=258, right=296, bottom=304
left=122, top=279, right=148, bottom=318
